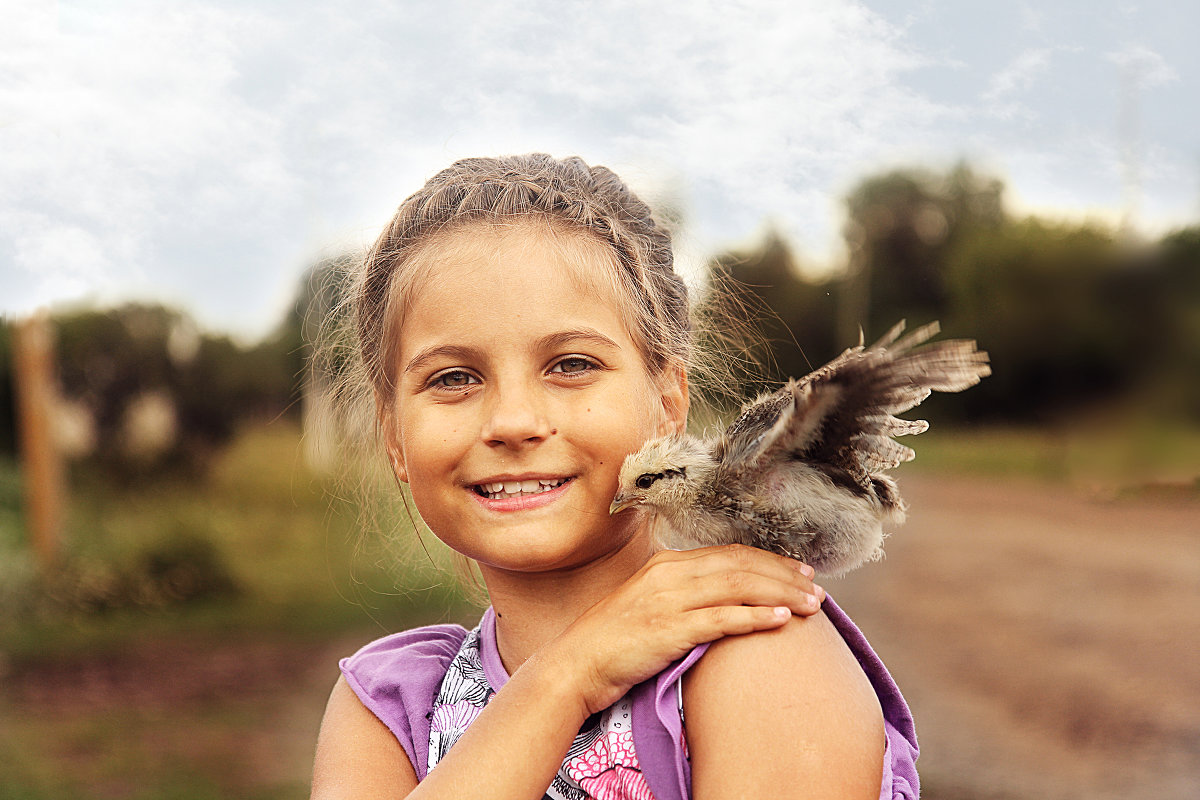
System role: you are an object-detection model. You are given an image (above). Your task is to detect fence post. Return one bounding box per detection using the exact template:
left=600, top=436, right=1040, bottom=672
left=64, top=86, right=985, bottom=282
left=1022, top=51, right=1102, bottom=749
left=13, top=312, right=64, bottom=570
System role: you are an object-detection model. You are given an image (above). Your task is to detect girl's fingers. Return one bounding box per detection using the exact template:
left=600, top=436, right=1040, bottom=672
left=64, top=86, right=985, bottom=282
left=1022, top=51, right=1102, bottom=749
left=567, top=546, right=827, bottom=707
left=669, top=571, right=821, bottom=618
left=684, top=604, right=794, bottom=641
left=652, top=544, right=825, bottom=605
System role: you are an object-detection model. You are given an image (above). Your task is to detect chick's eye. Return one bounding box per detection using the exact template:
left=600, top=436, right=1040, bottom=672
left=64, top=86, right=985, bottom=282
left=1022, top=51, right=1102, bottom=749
left=635, top=473, right=661, bottom=490
left=550, top=357, right=597, bottom=375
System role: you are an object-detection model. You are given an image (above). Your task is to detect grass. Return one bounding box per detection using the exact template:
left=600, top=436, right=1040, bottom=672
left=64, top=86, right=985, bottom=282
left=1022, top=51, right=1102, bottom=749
left=908, top=418, right=1200, bottom=495
left=1, top=420, right=480, bottom=799
left=1, top=420, right=477, bottom=660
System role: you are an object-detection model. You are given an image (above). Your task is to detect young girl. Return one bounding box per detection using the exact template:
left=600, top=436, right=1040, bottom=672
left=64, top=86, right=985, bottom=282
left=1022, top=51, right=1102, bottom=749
left=311, top=154, right=919, bottom=800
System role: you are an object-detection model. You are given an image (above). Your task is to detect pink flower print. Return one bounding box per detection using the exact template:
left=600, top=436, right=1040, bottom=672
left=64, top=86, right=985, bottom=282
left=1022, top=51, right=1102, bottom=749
left=580, top=766, right=654, bottom=800
left=566, top=731, right=653, bottom=800
left=431, top=699, right=482, bottom=736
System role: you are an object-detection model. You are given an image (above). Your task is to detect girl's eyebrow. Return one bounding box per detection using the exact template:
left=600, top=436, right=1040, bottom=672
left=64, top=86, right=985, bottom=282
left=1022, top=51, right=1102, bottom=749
left=403, top=344, right=481, bottom=376
left=403, top=329, right=622, bottom=376
left=534, top=328, right=622, bottom=354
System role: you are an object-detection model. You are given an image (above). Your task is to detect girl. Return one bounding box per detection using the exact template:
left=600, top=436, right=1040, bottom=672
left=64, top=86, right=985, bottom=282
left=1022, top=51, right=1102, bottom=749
left=311, top=154, right=919, bottom=800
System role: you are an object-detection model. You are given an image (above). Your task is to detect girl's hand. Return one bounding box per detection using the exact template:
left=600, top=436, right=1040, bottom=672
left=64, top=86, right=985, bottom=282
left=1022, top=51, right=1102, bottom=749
left=546, top=544, right=826, bottom=716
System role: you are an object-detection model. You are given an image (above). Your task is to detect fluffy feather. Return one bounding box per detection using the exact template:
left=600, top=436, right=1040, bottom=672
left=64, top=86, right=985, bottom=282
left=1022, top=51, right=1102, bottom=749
left=611, top=321, right=990, bottom=577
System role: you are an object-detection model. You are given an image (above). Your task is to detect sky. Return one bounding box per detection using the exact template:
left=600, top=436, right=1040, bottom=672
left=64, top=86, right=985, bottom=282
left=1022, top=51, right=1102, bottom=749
left=3, top=0, right=1197, bottom=340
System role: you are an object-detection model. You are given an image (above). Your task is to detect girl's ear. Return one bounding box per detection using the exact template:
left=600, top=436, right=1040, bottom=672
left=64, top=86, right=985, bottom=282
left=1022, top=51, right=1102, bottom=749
left=656, top=362, right=690, bottom=436
left=378, top=403, right=409, bottom=484
left=385, top=434, right=409, bottom=484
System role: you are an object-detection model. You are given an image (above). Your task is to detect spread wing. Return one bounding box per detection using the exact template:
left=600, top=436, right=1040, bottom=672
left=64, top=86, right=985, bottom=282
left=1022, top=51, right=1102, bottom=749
left=714, top=321, right=990, bottom=488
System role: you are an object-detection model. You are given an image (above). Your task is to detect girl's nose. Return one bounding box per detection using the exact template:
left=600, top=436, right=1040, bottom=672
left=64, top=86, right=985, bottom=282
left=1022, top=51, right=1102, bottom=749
left=480, top=383, right=553, bottom=448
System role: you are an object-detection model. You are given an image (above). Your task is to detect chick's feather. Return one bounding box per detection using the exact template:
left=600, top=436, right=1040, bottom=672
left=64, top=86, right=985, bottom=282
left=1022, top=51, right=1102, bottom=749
left=612, top=321, right=990, bottom=577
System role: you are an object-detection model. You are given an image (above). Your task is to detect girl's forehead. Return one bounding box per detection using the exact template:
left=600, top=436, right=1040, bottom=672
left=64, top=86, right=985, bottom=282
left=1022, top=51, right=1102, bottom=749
left=404, top=218, right=629, bottom=314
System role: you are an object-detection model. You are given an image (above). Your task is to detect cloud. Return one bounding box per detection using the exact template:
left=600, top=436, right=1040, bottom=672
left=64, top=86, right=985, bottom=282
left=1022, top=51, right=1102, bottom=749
left=1106, top=43, right=1178, bottom=88
left=2, top=1, right=300, bottom=325
left=3, top=0, right=949, bottom=333
left=4, top=1, right=1194, bottom=335
left=984, top=49, right=1053, bottom=104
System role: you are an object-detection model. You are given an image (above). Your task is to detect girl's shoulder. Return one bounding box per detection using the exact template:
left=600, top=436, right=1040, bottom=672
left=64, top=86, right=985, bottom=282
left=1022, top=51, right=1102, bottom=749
left=339, top=620, right=472, bottom=776
left=682, top=595, right=920, bottom=800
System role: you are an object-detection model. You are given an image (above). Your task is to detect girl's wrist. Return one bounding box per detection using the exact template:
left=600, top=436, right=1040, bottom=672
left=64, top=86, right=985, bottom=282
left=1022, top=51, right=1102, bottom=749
left=520, top=634, right=620, bottom=720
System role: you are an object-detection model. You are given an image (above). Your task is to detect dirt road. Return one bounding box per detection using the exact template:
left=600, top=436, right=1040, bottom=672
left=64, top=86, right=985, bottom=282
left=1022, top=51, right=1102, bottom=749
left=824, top=472, right=1200, bottom=799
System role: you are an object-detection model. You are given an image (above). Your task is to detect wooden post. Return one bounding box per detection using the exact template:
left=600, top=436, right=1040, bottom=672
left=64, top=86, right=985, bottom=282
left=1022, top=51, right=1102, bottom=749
left=13, top=312, right=64, bottom=570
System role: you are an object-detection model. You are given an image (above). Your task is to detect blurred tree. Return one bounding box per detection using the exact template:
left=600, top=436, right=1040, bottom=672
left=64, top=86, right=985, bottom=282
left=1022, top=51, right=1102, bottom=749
left=285, top=253, right=361, bottom=472
left=940, top=218, right=1200, bottom=422
left=1148, top=226, right=1200, bottom=417
left=941, top=220, right=1119, bottom=420
left=0, top=321, right=14, bottom=457
left=708, top=228, right=841, bottom=397
left=842, top=162, right=1006, bottom=340
left=53, top=303, right=296, bottom=481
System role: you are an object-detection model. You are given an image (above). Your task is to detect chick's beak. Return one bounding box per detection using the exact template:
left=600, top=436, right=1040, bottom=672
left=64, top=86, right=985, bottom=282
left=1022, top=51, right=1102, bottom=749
left=609, top=495, right=640, bottom=515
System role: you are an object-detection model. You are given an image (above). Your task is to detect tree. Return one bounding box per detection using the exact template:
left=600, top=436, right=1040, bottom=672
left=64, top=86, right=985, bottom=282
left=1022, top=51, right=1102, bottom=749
left=842, top=163, right=1005, bottom=340
left=707, top=228, right=841, bottom=396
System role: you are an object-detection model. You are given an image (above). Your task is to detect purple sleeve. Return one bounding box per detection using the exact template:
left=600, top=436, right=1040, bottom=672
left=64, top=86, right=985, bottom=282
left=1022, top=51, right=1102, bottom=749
left=339, top=623, right=469, bottom=780
left=823, top=595, right=920, bottom=800
left=631, top=595, right=919, bottom=800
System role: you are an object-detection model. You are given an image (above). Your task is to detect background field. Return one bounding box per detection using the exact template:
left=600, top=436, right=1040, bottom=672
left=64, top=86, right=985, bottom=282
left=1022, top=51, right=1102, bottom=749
left=1, top=421, right=1196, bottom=799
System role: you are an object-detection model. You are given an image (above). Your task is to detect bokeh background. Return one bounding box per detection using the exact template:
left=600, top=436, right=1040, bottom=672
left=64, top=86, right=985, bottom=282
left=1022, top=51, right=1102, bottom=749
left=2, top=2, right=1198, bottom=798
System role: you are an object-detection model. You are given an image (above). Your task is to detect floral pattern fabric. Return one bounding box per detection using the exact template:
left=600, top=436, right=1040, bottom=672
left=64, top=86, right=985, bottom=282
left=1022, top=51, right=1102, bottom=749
left=428, top=625, right=656, bottom=800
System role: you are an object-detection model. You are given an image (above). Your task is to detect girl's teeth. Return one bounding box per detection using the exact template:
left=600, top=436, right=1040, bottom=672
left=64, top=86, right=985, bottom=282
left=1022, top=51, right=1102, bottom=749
left=478, top=478, right=567, bottom=499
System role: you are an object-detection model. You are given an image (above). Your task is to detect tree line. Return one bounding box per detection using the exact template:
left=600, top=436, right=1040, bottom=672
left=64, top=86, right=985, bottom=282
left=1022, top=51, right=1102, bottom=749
left=713, top=163, right=1199, bottom=424
left=1, top=162, right=1196, bottom=479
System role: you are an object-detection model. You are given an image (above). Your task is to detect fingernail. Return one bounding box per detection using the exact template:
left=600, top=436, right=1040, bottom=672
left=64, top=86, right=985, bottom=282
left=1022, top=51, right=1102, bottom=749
left=798, top=563, right=815, bottom=578
left=774, top=606, right=791, bottom=618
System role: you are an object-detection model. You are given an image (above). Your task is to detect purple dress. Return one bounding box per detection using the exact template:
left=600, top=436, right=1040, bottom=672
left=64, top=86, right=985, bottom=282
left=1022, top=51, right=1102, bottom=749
left=340, top=595, right=919, bottom=799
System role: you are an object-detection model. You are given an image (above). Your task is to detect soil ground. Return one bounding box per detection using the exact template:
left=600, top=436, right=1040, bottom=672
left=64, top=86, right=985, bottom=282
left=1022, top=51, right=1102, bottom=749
left=3, top=473, right=1197, bottom=799
left=825, top=472, right=1200, bottom=799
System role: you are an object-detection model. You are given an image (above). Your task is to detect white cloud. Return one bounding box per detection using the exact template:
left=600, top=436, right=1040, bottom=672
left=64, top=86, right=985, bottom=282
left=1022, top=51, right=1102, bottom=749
left=1107, top=43, right=1178, bottom=88
left=984, top=49, right=1053, bottom=105
left=1, top=0, right=1196, bottom=335
left=3, top=0, right=946, bottom=333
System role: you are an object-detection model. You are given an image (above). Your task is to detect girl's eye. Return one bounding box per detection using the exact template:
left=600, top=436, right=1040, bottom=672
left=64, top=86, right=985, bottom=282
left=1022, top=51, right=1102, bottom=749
left=550, top=357, right=598, bottom=375
left=431, top=370, right=479, bottom=389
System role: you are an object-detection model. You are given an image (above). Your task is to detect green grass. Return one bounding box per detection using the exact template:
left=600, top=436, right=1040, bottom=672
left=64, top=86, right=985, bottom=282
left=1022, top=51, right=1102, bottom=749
left=0, top=420, right=480, bottom=800
left=0, top=420, right=477, bottom=660
left=908, top=419, right=1200, bottom=493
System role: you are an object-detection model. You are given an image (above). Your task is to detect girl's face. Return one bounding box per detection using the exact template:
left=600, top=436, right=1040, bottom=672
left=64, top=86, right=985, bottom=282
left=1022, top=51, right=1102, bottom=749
left=382, top=221, right=687, bottom=576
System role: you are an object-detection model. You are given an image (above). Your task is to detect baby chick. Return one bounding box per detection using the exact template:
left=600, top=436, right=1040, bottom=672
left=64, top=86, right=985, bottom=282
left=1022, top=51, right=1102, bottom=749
left=610, top=321, right=990, bottom=577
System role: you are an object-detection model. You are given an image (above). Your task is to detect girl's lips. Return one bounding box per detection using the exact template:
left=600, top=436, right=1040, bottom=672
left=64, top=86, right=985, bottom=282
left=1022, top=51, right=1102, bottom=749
left=467, top=477, right=573, bottom=512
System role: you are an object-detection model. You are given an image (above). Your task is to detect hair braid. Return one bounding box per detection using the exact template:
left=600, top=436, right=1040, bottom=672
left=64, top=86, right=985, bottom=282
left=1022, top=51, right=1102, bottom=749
left=355, top=154, right=692, bottom=404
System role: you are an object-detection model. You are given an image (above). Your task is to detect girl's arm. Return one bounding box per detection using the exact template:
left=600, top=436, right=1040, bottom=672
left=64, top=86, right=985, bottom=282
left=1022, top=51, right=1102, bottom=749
left=312, top=677, right=418, bottom=799
left=311, top=647, right=596, bottom=800
left=312, top=544, right=825, bottom=800
left=684, top=609, right=886, bottom=800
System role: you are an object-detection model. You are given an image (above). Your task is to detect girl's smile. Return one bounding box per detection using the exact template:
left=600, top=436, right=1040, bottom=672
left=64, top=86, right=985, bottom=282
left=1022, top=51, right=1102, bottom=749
left=381, top=219, right=688, bottom=575
left=469, top=474, right=575, bottom=509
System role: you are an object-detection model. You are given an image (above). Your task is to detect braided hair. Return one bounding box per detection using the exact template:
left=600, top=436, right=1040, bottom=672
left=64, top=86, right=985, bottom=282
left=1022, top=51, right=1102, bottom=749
left=354, top=154, right=692, bottom=406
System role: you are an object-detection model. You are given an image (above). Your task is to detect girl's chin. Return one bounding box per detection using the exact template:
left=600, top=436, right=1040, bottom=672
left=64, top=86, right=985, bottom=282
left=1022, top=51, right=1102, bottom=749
left=471, top=525, right=650, bottom=578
